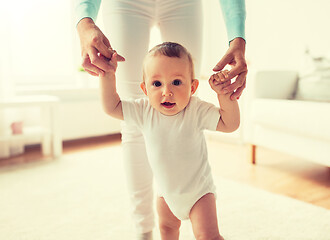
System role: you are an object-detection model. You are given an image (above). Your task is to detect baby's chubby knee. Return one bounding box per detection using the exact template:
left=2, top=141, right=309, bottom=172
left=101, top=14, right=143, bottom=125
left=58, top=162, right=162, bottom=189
left=159, top=218, right=181, bottom=235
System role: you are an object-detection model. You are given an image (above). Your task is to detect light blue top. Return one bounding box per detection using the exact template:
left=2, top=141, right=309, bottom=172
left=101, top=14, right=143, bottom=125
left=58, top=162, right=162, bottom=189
left=74, top=0, right=246, bottom=42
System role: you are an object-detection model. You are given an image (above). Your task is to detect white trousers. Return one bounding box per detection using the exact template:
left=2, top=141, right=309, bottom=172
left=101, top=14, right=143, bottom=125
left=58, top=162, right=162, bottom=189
left=102, top=0, right=203, bottom=233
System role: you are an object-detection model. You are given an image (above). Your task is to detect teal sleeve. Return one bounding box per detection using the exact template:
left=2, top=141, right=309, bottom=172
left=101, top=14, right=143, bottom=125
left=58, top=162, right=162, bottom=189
left=74, top=0, right=101, bottom=25
left=219, top=0, right=246, bottom=43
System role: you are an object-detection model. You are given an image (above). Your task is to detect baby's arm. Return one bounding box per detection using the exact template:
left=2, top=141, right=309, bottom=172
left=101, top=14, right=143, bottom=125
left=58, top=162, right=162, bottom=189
left=99, top=52, right=124, bottom=120
left=209, top=70, right=240, bottom=132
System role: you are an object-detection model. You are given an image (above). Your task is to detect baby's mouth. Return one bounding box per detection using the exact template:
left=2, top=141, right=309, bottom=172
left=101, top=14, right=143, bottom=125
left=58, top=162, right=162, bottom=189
left=161, top=102, right=176, bottom=108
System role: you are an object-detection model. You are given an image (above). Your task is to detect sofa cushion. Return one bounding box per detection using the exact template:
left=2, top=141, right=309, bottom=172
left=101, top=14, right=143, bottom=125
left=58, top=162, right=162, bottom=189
left=251, top=99, right=330, bottom=141
left=295, top=70, right=330, bottom=102
left=255, top=71, right=298, bottom=99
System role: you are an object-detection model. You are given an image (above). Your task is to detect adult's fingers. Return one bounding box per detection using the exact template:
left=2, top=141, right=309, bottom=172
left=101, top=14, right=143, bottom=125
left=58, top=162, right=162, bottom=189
left=81, top=50, right=104, bottom=76
left=222, top=71, right=247, bottom=95
left=89, top=47, right=113, bottom=72
left=102, top=49, right=126, bottom=62
left=92, top=36, right=112, bottom=59
left=213, top=54, right=231, bottom=71
left=85, top=69, right=99, bottom=76
left=116, top=53, right=126, bottom=62
left=230, top=81, right=246, bottom=100
left=97, top=38, right=126, bottom=62
left=226, top=60, right=247, bottom=80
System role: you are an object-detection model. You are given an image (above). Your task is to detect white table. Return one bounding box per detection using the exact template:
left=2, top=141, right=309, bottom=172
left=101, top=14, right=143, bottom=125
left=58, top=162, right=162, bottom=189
left=0, top=95, right=62, bottom=158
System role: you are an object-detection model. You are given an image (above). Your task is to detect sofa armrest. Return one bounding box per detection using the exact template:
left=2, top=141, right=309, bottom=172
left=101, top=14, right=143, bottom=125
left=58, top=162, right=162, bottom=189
left=253, top=70, right=298, bottom=99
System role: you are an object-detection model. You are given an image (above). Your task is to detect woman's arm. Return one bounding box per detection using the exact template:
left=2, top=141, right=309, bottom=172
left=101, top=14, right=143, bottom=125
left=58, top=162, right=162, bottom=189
left=218, top=0, right=246, bottom=43
left=213, top=0, right=247, bottom=100
left=74, top=0, right=101, bottom=25
left=74, top=0, right=125, bottom=76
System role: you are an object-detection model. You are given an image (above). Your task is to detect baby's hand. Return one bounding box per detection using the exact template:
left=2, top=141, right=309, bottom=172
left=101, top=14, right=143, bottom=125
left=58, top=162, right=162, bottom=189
left=100, top=51, right=118, bottom=74
left=209, top=70, right=232, bottom=95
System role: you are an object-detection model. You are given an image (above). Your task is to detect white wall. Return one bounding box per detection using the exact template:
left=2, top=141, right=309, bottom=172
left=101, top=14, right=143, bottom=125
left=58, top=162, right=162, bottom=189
left=200, top=0, right=330, bottom=78
left=245, top=0, right=330, bottom=71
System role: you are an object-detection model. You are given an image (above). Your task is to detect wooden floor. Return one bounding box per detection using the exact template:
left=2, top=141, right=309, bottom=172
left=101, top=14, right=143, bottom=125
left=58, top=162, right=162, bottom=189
left=206, top=139, right=330, bottom=210
left=1, top=134, right=329, bottom=210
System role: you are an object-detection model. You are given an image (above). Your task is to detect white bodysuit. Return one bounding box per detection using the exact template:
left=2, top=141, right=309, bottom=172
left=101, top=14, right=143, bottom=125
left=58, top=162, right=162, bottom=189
left=122, top=96, right=220, bottom=220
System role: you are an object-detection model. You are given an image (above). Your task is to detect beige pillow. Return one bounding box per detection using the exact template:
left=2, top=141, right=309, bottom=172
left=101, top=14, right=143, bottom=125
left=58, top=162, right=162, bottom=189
left=295, top=70, right=330, bottom=102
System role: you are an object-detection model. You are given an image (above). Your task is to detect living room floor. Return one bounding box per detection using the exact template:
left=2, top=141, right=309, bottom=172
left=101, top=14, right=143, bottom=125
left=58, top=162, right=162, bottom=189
left=1, top=134, right=330, bottom=210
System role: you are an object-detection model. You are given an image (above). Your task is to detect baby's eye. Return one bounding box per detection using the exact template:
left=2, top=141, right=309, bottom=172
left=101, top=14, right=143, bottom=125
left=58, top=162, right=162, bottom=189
left=173, top=79, right=182, bottom=86
left=152, top=81, right=162, bottom=87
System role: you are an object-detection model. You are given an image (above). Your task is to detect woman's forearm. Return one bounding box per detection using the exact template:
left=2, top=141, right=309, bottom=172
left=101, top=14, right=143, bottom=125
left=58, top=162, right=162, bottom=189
left=219, top=0, right=246, bottom=43
left=74, top=0, right=101, bottom=26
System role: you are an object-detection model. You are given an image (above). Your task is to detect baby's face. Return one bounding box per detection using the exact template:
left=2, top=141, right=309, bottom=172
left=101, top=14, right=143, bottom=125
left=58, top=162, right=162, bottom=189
left=141, top=55, right=198, bottom=116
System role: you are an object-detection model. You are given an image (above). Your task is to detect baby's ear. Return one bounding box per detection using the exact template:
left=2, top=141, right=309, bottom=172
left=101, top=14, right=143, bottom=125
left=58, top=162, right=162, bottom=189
left=140, top=82, right=148, bottom=96
left=191, top=79, right=199, bottom=95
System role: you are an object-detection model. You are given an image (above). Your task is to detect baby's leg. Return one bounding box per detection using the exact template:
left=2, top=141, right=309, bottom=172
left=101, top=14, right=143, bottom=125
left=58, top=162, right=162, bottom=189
left=156, top=197, right=181, bottom=240
left=189, top=193, right=224, bottom=240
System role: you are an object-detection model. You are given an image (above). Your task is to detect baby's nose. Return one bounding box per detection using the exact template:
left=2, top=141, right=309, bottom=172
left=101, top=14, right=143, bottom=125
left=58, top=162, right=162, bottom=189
left=162, top=87, right=173, bottom=97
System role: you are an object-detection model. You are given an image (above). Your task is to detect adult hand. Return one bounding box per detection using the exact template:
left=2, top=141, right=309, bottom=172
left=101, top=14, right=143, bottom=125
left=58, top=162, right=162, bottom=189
left=213, top=37, right=247, bottom=100
left=77, top=18, right=125, bottom=77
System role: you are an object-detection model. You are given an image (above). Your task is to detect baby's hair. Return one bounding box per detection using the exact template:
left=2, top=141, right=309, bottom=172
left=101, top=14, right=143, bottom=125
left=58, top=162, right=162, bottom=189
left=143, top=42, right=195, bottom=81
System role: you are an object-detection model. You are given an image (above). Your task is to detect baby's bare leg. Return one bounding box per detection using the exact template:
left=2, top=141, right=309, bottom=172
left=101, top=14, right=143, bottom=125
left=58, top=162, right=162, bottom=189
left=190, top=193, right=224, bottom=240
left=156, top=197, right=181, bottom=240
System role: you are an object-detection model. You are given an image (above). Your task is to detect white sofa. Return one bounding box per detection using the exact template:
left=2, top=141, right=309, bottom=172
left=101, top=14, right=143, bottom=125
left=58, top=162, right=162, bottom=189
left=244, top=70, right=330, bottom=167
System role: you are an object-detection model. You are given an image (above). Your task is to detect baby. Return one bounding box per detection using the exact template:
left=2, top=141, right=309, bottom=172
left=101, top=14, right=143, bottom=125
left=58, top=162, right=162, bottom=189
left=100, top=42, right=240, bottom=240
